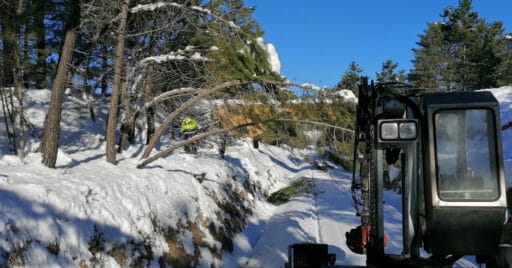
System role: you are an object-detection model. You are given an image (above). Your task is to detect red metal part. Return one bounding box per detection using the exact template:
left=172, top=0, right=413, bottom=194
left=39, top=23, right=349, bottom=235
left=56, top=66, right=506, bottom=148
left=346, top=225, right=387, bottom=254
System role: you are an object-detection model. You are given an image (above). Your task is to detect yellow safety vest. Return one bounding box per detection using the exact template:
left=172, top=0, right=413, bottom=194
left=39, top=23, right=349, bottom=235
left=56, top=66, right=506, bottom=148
left=181, top=118, right=198, bottom=132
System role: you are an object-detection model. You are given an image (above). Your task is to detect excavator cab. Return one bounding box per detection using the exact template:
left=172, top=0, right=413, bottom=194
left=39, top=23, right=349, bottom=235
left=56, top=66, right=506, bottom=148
left=348, top=79, right=508, bottom=267
left=422, top=92, right=507, bottom=257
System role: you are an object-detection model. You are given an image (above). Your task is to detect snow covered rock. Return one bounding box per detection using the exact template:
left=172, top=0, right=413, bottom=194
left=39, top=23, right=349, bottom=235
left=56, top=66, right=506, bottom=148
left=333, top=89, right=358, bottom=103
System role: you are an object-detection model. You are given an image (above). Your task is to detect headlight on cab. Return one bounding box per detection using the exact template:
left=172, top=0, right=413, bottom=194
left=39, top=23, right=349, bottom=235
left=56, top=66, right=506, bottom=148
left=379, top=120, right=418, bottom=141
left=380, top=122, right=399, bottom=140
left=399, top=122, right=417, bottom=139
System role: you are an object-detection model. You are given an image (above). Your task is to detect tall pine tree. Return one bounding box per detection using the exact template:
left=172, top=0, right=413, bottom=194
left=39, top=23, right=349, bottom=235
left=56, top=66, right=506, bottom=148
left=376, top=60, right=406, bottom=83
left=411, top=0, right=508, bottom=91
left=410, top=22, right=447, bottom=90
left=334, top=61, right=363, bottom=93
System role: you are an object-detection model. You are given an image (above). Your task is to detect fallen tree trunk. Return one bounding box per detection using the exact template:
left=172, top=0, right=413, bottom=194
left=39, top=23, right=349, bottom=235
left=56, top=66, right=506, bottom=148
left=137, top=118, right=354, bottom=168
left=139, top=79, right=342, bottom=159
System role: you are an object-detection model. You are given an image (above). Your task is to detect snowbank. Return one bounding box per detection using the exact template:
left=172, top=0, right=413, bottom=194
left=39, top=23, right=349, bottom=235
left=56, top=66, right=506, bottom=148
left=333, top=89, right=358, bottom=103
left=484, top=86, right=512, bottom=184
left=0, top=89, right=307, bottom=267
left=0, top=137, right=312, bottom=266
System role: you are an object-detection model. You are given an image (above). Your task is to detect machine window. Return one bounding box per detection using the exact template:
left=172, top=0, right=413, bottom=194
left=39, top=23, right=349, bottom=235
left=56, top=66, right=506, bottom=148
left=434, top=109, right=499, bottom=200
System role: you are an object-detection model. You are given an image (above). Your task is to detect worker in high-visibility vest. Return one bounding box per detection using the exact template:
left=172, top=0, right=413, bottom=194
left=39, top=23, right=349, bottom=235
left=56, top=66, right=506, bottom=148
left=181, top=117, right=198, bottom=133
left=181, top=117, right=198, bottom=153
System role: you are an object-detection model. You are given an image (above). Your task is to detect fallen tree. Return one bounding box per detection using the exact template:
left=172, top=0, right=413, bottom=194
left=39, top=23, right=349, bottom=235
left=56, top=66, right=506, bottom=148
left=139, top=80, right=335, bottom=160
left=137, top=118, right=354, bottom=168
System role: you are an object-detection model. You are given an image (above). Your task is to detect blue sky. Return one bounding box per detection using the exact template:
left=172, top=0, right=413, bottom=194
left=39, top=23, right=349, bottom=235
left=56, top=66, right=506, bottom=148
left=244, top=0, right=512, bottom=88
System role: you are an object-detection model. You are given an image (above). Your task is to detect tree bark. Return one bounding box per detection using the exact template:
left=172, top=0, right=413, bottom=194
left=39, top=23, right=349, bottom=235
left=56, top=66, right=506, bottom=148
left=40, top=0, right=80, bottom=168
left=105, top=0, right=130, bottom=164
left=0, top=0, right=16, bottom=87
left=13, top=2, right=24, bottom=159
left=117, top=78, right=132, bottom=153
left=0, top=86, right=15, bottom=152
left=143, top=64, right=155, bottom=144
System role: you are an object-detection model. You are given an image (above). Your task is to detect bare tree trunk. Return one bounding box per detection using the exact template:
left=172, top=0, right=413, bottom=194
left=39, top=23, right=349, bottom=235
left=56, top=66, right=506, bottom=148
left=137, top=118, right=354, bottom=168
left=40, top=0, right=80, bottom=168
left=14, top=0, right=27, bottom=159
left=146, top=107, right=155, bottom=144
left=105, top=0, right=129, bottom=164
left=14, top=31, right=24, bottom=159
left=7, top=88, right=17, bottom=153
left=143, top=64, right=155, bottom=144
left=117, top=78, right=132, bottom=153
left=22, top=26, right=30, bottom=89
left=0, top=0, right=16, bottom=88
left=0, top=87, right=16, bottom=152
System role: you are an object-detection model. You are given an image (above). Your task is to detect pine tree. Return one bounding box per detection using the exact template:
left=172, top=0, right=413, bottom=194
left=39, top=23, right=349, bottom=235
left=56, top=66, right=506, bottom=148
left=411, top=0, right=508, bottom=91
left=411, top=22, right=447, bottom=90
left=334, top=61, right=363, bottom=93
left=376, top=60, right=406, bottom=83
left=41, top=0, right=81, bottom=168
left=206, top=0, right=279, bottom=82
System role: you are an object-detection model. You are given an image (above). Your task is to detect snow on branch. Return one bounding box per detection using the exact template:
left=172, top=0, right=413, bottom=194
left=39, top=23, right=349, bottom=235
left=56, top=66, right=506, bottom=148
left=300, top=83, right=327, bottom=93
left=138, top=45, right=221, bottom=66
left=190, top=52, right=209, bottom=61
left=138, top=87, right=198, bottom=114
left=129, top=2, right=242, bottom=32
left=190, top=5, right=211, bottom=15
left=228, top=21, right=241, bottom=30
left=130, top=2, right=183, bottom=13
left=140, top=53, right=184, bottom=64
left=140, top=52, right=210, bottom=65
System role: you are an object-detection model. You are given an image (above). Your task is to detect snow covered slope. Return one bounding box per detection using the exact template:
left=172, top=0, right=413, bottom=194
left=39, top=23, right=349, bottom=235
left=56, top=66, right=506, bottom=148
left=0, top=137, right=315, bottom=266
left=485, top=86, right=512, bottom=185
left=0, top=89, right=306, bottom=267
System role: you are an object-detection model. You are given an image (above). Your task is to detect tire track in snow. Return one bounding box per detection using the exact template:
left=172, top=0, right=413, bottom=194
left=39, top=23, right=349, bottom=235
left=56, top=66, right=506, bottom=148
left=311, top=169, right=323, bottom=243
left=245, top=166, right=365, bottom=267
left=313, top=167, right=366, bottom=266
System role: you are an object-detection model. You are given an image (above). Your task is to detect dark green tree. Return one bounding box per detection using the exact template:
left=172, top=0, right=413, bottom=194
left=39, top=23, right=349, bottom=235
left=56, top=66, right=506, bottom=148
left=376, top=60, right=406, bottom=83
left=410, top=22, right=447, bottom=90
left=206, top=0, right=279, bottom=82
left=334, top=61, right=363, bottom=93
left=411, top=0, right=509, bottom=91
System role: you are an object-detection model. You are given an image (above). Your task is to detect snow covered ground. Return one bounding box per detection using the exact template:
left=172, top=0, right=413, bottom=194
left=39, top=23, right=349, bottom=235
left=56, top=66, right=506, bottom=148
left=484, top=86, right=512, bottom=185
left=1, top=88, right=363, bottom=267
left=0, top=86, right=511, bottom=267
left=228, top=157, right=366, bottom=267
